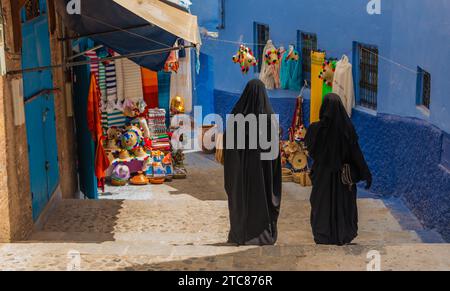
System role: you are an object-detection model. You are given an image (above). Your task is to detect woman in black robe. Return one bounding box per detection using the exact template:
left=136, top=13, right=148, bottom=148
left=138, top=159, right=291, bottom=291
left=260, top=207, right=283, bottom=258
left=223, top=79, right=282, bottom=246
left=305, top=93, right=372, bottom=246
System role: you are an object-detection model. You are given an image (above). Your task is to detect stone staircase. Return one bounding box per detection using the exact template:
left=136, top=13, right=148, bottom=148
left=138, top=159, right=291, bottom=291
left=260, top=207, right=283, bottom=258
left=0, top=153, right=449, bottom=271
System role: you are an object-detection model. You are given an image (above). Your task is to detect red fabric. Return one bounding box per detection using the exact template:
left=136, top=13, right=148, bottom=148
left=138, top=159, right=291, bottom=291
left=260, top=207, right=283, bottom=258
left=141, top=68, right=159, bottom=109
left=87, top=73, right=110, bottom=183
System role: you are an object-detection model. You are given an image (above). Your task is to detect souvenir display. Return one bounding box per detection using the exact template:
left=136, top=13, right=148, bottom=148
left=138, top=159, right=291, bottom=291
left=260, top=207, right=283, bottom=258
left=333, top=55, right=355, bottom=117
left=232, top=45, right=257, bottom=74
left=130, top=172, right=149, bottom=185
left=280, top=45, right=301, bottom=91
left=310, top=51, right=326, bottom=123
left=121, top=126, right=143, bottom=151
left=319, top=59, right=337, bottom=99
left=260, top=40, right=282, bottom=89
left=162, top=153, right=174, bottom=182
left=170, top=96, right=186, bottom=115
left=111, top=164, right=131, bottom=186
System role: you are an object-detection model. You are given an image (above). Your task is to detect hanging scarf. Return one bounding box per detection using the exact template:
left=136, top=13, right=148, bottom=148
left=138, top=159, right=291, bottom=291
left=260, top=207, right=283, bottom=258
left=280, top=47, right=301, bottom=91
left=87, top=73, right=110, bottom=190
left=310, top=51, right=326, bottom=123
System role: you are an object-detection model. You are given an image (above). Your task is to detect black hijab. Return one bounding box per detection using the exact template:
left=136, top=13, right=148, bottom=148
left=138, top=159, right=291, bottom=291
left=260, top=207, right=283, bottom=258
left=232, top=79, right=275, bottom=115
left=306, top=93, right=358, bottom=170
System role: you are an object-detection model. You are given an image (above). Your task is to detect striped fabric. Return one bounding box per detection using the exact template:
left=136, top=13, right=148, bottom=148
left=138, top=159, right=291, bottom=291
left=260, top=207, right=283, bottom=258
left=107, top=110, right=127, bottom=128
left=122, top=58, right=144, bottom=101
left=85, top=51, right=99, bottom=81
left=114, top=55, right=125, bottom=102
left=98, top=62, right=107, bottom=101
left=106, top=62, right=117, bottom=102
left=101, top=111, right=108, bottom=130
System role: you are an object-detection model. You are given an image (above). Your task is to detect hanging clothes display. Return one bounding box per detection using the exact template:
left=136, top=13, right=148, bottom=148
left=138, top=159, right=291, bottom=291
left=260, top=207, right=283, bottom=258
left=310, top=51, right=326, bottom=123
left=319, top=59, right=337, bottom=100
left=170, top=47, right=193, bottom=114
left=280, top=45, right=301, bottom=91
left=141, top=68, right=159, bottom=109
left=121, top=58, right=144, bottom=102
left=259, top=40, right=281, bottom=90
left=114, top=53, right=125, bottom=106
left=87, top=73, right=111, bottom=189
left=158, top=71, right=172, bottom=126
left=333, top=55, right=355, bottom=117
left=85, top=50, right=100, bottom=81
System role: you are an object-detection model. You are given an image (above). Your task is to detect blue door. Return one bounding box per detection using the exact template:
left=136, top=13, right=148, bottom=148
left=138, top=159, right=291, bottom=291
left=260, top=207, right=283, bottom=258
left=22, top=3, right=60, bottom=220
left=73, top=59, right=98, bottom=199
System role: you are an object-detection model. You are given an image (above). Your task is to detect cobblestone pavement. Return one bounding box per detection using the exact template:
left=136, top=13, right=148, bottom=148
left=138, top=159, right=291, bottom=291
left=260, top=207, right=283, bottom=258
left=0, top=153, right=449, bottom=271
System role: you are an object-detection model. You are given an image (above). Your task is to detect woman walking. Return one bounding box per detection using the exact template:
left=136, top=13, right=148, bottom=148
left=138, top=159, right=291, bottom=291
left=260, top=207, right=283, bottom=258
left=305, top=93, right=372, bottom=245
left=223, top=79, right=282, bottom=246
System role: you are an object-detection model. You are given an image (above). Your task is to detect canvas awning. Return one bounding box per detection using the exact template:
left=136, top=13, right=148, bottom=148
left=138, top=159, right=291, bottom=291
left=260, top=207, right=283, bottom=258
left=55, top=0, right=201, bottom=71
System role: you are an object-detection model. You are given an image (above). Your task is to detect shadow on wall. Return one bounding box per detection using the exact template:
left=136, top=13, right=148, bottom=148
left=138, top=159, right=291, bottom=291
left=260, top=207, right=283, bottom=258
left=214, top=90, right=450, bottom=242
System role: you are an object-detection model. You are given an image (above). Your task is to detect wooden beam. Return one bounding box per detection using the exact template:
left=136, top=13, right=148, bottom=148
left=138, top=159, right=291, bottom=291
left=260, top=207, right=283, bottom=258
left=10, top=0, right=27, bottom=52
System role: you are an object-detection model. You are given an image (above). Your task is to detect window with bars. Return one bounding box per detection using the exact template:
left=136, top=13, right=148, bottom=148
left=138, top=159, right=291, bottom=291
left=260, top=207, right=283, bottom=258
left=417, top=67, right=431, bottom=110
left=298, top=31, right=317, bottom=86
left=357, top=43, right=379, bottom=110
left=253, top=22, right=270, bottom=73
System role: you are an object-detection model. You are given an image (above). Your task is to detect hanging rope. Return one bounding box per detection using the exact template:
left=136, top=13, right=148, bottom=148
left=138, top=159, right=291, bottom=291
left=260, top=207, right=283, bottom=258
left=202, top=36, right=422, bottom=75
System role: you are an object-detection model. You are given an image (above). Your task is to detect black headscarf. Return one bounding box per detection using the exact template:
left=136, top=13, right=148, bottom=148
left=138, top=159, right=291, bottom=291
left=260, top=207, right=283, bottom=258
left=224, top=79, right=282, bottom=246
left=306, top=93, right=358, bottom=170
left=232, top=79, right=275, bottom=115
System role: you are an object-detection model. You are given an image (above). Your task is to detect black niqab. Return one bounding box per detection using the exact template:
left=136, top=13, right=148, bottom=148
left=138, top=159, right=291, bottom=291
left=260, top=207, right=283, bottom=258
left=223, top=79, right=282, bottom=246
left=305, top=93, right=371, bottom=245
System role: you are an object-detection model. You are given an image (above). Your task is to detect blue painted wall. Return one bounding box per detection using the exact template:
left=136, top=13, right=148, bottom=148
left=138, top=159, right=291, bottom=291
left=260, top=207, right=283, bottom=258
left=193, top=0, right=450, bottom=241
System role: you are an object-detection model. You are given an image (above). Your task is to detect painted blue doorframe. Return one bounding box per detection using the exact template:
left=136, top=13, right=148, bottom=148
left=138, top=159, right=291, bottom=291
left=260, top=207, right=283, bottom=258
left=22, top=8, right=60, bottom=220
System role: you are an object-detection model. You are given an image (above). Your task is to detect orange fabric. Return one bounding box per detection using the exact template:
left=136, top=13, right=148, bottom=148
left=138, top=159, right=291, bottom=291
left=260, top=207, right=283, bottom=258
left=141, top=68, right=159, bottom=109
left=87, top=73, right=110, bottom=180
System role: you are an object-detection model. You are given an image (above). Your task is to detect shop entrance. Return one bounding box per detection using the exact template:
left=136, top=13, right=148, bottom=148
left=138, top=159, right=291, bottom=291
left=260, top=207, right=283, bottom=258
left=21, top=3, right=60, bottom=220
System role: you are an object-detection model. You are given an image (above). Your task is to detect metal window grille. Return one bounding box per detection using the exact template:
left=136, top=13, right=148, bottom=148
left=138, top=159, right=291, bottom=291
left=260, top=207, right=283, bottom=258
left=217, top=0, right=225, bottom=29
left=254, top=23, right=270, bottom=73
left=299, top=32, right=317, bottom=86
left=24, top=0, right=41, bottom=21
left=421, top=70, right=431, bottom=109
left=358, top=44, right=379, bottom=110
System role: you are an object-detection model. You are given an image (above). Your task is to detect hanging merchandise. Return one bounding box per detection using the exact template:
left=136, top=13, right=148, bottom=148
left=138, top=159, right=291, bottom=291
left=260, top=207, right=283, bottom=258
left=170, top=46, right=193, bottom=114
left=259, top=40, right=282, bottom=90
left=114, top=53, right=125, bottom=109
left=87, top=73, right=111, bottom=190
left=164, top=50, right=180, bottom=73
left=319, top=59, right=337, bottom=99
left=158, top=71, right=172, bottom=127
left=280, top=45, right=301, bottom=91
left=232, top=45, right=257, bottom=74
left=332, top=55, right=355, bottom=117
left=310, top=51, right=326, bottom=123
left=170, top=96, right=186, bottom=115
left=121, top=58, right=144, bottom=102
left=85, top=50, right=100, bottom=81
left=289, top=96, right=307, bottom=142
left=141, top=68, right=159, bottom=109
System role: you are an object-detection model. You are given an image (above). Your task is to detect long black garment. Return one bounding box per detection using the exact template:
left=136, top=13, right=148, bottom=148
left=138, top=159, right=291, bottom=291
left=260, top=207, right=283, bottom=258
left=305, top=93, right=372, bottom=246
left=223, top=79, right=282, bottom=246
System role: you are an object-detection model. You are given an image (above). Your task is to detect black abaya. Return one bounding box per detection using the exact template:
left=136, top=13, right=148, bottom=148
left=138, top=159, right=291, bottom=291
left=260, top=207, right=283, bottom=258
left=223, top=79, right=282, bottom=246
left=305, top=93, right=372, bottom=246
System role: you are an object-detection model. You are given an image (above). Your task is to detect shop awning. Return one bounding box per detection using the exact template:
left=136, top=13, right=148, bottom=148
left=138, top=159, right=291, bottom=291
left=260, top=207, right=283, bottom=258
left=55, top=0, right=201, bottom=71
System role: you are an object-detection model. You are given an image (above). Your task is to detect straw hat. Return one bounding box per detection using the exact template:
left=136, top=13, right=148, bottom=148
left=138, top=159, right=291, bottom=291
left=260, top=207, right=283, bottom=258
left=118, top=150, right=132, bottom=161
left=290, top=151, right=308, bottom=171
left=133, top=146, right=149, bottom=159
left=130, top=172, right=149, bottom=186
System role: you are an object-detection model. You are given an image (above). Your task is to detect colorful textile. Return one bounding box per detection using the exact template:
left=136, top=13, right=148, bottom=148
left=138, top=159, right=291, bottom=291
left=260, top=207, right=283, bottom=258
left=280, top=46, right=301, bottom=91
left=98, top=62, right=107, bottom=101
left=85, top=51, right=99, bottom=81
left=122, top=58, right=144, bottom=101
left=87, top=73, right=110, bottom=182
left=107, top=110, right=127, bottom=128
left=106, top=61, right=117, bottom=102
left=310, top=51, right=326, bottom=124
left=141, top=68, right=159, bottom=109
left=158, top=71, right=171, bottom=126
left=259, top=40, right=281, bottom=90
left=114, top=53, right=125, bottom=102
left=170, top=48, right=193, bottom=113
left=332, top=55, right=355, bottom=117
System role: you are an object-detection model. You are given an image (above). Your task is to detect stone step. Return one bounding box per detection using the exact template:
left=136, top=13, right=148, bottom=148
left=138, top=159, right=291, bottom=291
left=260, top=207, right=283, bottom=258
left=1, top=241, right=449, bottom=271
